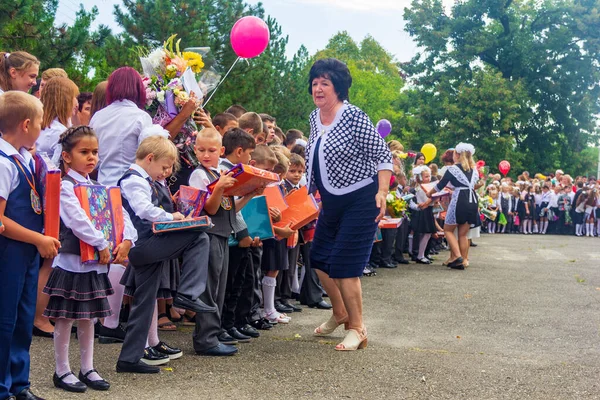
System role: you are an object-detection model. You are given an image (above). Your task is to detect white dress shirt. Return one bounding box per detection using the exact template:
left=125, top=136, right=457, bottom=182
left=90, top=100, right=167, bottom=186
left=0, top=137, right=35, bottom=201
left=36, top=118, right=67, bottom=161
left=189, top=166, right=218, bottom=193
left=53, top=169, right=137, bottom=274
left=120, top=164, right=173, bottom=222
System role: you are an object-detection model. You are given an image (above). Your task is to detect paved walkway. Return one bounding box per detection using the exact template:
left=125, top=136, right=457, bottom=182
left=29, top=234, right=600, bottom=399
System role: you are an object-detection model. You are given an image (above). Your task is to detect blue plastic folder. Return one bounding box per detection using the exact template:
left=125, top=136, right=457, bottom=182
left=241, top=195, right=275, bottom=241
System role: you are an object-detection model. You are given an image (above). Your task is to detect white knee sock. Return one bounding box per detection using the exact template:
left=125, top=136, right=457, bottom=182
left=543, top=221, right=549, bottom=233
left=262, top=276, right=277, bottom=315
left=78, top=319, right=102, bottom=381
left=54, top=319, right=78, bottom=383
left=576, top=224, right=582, bottom=235
left=104, top=264, right=126, bottom=329
left=418, top=234, right=431, bottom=260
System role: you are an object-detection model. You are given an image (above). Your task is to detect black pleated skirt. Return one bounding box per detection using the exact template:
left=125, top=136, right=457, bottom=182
left=43, top=267, right=113, bottom=320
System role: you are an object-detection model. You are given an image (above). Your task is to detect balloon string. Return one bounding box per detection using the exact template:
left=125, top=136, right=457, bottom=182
left=204, top=56, right=241, bottom=107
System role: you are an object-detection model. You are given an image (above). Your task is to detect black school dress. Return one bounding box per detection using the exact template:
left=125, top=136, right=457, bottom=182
left=434, top=164, right=480, bottom=227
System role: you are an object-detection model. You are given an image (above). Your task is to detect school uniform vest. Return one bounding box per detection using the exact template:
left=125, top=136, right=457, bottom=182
left=199, top=165, right=235, bottom=238
left=501, top=195, right=511, bottom=214
left=0, top=151, right=43, bottom=248
left=57, top=175, right=100, bottom=255
left=118, top=169, right=160, bottom=240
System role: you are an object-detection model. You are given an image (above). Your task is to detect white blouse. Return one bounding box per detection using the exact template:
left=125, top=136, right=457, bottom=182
left=36, top=118, right=67, bottom=161
left=90, top=100, right=167, bottom=186
left=120, top=164, right=173, bottom=222
left=0, top=138, right=35, bottom=201
left=53, top=169, right=137, bottom=274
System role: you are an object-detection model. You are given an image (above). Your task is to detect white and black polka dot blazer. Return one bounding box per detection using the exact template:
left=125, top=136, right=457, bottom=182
left=306, top=102, right=393, bottom=196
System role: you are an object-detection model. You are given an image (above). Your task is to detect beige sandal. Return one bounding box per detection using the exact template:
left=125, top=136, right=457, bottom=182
left=335, top=326, right=368, bottom=351
left=314, top=314, right=348, bottom=336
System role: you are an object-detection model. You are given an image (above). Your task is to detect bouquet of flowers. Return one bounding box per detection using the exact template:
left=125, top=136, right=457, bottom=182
left=386, top=191, right=409, bottom=218
left=139, top=35, right=208, bottom=169
left=479, top=195, right=497, bottom=221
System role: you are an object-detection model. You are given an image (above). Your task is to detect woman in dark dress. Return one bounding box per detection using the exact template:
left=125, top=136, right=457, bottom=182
left=427, top=143, right=479, bottom=270
left=305, top=59, right=393, bottom=350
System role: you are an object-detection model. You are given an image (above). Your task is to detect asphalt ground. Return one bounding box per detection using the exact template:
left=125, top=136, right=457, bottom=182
left=28, top=234, right=600, bottom=399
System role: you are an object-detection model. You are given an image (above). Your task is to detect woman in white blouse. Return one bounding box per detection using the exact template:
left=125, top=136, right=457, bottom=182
left=90, top=67, right=167, bottom=187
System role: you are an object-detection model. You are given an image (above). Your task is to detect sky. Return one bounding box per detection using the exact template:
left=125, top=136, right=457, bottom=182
left=55, top=0, right=454, bottom=62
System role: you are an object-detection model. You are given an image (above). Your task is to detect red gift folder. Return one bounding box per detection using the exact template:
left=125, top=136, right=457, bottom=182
left=73, top=185, right=124, bottom=264
left=207, top=164, right=280, bottom=197
left=379, top=218, right=403, bottom=229
left=34, top=153, right=61, bottom=239
left=263, top=185, right=289, bottom=213
left=421, top=182, right=451, bottom=199
left=275, top=186, right=320, bottom=231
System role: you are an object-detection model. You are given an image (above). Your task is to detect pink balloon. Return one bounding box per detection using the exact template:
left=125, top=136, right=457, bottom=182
left=230, top=16, right=270, bottom=59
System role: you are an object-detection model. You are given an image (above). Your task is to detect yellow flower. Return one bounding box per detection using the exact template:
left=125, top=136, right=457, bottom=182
left=165, top=64, right=178, bottom=80
left=182, top=52, right=205, bottom=74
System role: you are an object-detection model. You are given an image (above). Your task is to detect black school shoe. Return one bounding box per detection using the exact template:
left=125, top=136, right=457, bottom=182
left=196, top=343, right=238, bottom=357
left=53, top=372, right=87, bottom=393
left=275, top=301, right=294, bottom=313
left=237, top=324, right=260, bottom=338
left=227, top=327, right=252, bottom=343
left=173, top=294, right=216, bottom=313
left=250, top=318, right=273, bottom=330
left=116, top=360, right=159, bottom=374
left=217, top=331, right=238, bottom=345
left=95, top=322, right=126, bottom=344
left=308, top=300, right=332, bottom=310
left=78, top=369, right=110, bottom=391
left=15, top=387, right=47, bottom=399
left=152, top=341, right=183, bottom=360
left=141, top=346, right=170, bottom=366
left=281, top=301, right=302, bottom=312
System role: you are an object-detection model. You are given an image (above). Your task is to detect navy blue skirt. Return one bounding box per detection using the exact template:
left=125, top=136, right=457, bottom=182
left=310, top=180, right=379, bottom=278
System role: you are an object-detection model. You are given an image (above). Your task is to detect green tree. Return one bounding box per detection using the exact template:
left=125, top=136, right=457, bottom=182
left=0, top=0, right=107, bottom=89
left=403, top=0, right=600, bottom=176
left=105, top=0, right=293, bottom=116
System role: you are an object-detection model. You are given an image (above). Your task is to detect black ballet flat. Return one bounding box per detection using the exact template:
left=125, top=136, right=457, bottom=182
left=448, top=257, right=465, bottom=270
left=32, top=325, right=53, bottom=338
left=53, top=372, right=87, bottom=393
left=79, top=369, right=110, bottom=391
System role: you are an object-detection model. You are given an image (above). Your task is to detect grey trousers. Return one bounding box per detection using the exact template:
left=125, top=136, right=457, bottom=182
left=193, top=234, right=229, bottom=351
left=119, top=231, right=210, bottom=363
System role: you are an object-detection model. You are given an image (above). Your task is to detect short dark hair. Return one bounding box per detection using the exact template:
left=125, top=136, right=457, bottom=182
left=223, top=127, right=256, bottom=156
left=289, top=153, right=305, bottom=168
left=77, top=92, right=93, bottom=112
left=225, top=104, right=247, bottom=118
left=308, top=58, right=352, bottom=102
left=212, top=112, right=237, bottom=129
left=259, top=113, right=276, bottom=123
left=290, top=144, right=306, bottom=158
left=284, top=129, right=303, bottom=146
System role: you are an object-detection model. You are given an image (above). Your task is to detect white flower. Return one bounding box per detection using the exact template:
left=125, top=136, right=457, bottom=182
left=386, top=194, right=395, bottom=202
left=147, top=48, right=167, bottom=70
left=156, top=91, right=165, bottom=102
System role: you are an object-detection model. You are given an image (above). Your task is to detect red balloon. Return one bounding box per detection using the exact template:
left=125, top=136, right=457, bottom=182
left=230, top=16, right=270, bottom=58
left=499, top=160, right=511, bottom=176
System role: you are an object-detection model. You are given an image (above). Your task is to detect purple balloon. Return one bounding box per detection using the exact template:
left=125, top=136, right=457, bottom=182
left=377, top=119, right=392, bottom=138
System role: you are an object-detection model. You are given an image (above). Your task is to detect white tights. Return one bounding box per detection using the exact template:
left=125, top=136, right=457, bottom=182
left=104, top=264, right=126, bottom=329
left=418, top=233, right=431, bottom=260
left=54, top=319, right=102, bottom=383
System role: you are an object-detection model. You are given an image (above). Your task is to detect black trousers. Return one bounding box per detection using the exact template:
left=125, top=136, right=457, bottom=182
left=237, top=246, right=263, bottom=325
left=393, top=218, right=409, bottom=261
left=299, top=242, right=324, bottom=306
left=221, top=246, right=250, bottom=331
left=380, top=228, right=396, bottom=265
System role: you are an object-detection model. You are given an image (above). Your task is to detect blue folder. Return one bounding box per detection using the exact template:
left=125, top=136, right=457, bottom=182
left=241, top=195, right=275, bottom=241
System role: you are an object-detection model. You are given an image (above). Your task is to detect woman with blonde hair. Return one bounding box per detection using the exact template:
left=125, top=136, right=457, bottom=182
left=427, top=143, right=479, bottom=270
left=36, top=77, right=80, bottom=160
left=0, top=51, right=40, bottom=93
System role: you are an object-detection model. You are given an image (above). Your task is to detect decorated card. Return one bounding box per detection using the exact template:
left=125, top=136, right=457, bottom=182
left=74, top=185, right=124, bottom=264
left=152, top=216, right=213, bottom=233
left=34, top=152, right=61, bottom=239
left=175, top=185, right=207, bottom=217
left=207, top=163, right=279, bottom=197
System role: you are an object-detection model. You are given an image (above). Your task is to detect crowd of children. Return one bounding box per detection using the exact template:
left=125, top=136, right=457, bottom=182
left=0, top=52, right=331, bottom=399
